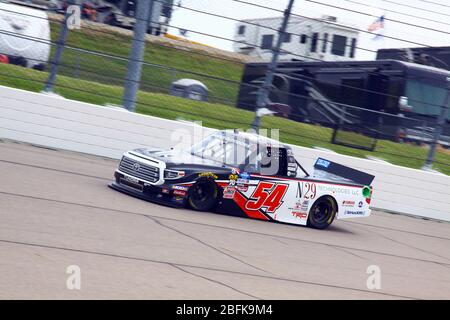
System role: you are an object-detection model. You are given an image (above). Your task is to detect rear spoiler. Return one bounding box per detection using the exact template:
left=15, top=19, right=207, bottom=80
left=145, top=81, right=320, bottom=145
left=314, top=158, right=375, bottom=186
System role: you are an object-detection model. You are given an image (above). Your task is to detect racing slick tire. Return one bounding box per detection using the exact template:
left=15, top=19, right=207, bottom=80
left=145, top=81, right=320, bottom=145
left=307, top=196, right=337, bottom=229
left=187, top=179, right=220, bottom=211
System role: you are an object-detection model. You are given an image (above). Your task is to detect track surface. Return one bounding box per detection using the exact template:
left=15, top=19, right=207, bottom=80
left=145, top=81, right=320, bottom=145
left=1, top=140, right=450, bottom=299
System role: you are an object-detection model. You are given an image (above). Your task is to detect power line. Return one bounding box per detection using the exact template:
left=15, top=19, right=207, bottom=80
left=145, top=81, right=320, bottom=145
left=382, top=0, right=450, bottom=17
left=417, top=0, right=450, bottom=9
left=231, top=0, right=438, bottom=48
left=1, top=4, right=447, bottom=111
left=311, top=0, right=450, bottom=33
left=0, top=24, right=447, bottom=111
left=344, top=0, right=450, bottom=27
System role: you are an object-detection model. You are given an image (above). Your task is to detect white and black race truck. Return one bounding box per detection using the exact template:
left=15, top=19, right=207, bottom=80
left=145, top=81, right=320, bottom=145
left=110, top=130, right=374, bottom=229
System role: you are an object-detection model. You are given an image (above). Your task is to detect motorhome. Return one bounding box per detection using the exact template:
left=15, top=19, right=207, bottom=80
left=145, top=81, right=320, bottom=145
left=236, top=59, right=450, bottom=144
left=233, top=15, right=359, bottom=62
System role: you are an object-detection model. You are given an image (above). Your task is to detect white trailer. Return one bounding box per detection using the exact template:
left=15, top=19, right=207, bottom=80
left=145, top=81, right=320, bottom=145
left=233, top=15, right=359, bottom=62
left=0, top=2, right=51, bottom=69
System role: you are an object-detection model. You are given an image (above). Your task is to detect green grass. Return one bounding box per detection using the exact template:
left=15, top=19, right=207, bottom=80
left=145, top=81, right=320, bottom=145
left=49, top=20, right=243, bottom=105
left=1, top=63, right=449, bottom=175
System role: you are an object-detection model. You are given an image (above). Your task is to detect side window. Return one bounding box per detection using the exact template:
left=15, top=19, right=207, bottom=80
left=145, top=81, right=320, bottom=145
left=322, top=33, right=329, bottom=53
left=260, top=147, right=288, bottom=176
left=349, top=38, right=357, bottom=58
left=238, top=25, right=246, bottom=35
left=300, top=34, right=307, bottom=44
left=261, top=34, right=274, bottom=49
left=310, top=33, right=318, bottom=53
left=331, top=34, right=347, bottom=56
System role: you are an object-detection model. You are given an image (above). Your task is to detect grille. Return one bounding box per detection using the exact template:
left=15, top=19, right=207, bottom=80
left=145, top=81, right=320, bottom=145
left=119, top=156, right=160, bottom=183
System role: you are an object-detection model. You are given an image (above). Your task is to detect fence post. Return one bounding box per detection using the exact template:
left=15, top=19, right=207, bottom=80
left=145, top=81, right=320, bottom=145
left=423, top=77, right=450, bottom=170
left=251, top=0, right=295, bottom=132
left=122, top=0, right=153, bottom=112
left=43, top=1, right=78, bottom=92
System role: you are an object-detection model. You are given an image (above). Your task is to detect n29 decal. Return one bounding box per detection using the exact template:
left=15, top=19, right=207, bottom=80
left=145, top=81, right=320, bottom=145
left=304, top=182, right=316, bottom=200
left=245, top=182, right=289, bottom=213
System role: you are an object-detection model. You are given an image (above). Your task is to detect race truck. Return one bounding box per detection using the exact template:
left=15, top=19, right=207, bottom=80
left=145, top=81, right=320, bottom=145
left=109, top=130, right=375, bottom=229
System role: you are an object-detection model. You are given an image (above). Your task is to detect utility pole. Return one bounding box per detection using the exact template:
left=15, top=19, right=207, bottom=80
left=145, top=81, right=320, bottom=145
left=122, top=0, right=153, bottom=111
left=251, top=0, right=295, bottom=132
left=423, top=77, right=450, bottom=170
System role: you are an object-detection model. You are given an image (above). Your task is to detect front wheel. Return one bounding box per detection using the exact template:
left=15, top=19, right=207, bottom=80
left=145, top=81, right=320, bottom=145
left=187, top=179, right=219, bottom=211
left=307, top=196, right=337, bottom=229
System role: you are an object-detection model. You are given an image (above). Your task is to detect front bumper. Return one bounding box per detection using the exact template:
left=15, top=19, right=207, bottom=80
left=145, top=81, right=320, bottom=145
left=109, top=170, right=187, bottom=208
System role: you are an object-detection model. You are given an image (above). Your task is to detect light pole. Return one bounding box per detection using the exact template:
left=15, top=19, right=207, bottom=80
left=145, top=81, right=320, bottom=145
left=423, top=77, right=450, bottom=170
left=44, top=0, right=79, bottom=92
left=122, top=0, right=153, bottom=112
left=251, top=0, right=295, bottom=132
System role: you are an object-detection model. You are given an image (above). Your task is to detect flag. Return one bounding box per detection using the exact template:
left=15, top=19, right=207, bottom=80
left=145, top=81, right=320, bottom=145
left=368, top=15, right=385, bottom=40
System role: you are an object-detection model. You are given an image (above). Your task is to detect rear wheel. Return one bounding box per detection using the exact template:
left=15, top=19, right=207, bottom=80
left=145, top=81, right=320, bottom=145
left=187, top=179, right=219, bottom=211
left=307, top=196, right=337, bottom=229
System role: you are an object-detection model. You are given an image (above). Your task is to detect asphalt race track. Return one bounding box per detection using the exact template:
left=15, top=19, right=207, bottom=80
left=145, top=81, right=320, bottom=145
left=1, top=140, right=450, bottom=299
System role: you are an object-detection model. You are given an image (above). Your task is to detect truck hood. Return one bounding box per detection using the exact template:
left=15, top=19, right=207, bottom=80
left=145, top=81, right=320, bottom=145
left=131, top=148, right=232, bottom=170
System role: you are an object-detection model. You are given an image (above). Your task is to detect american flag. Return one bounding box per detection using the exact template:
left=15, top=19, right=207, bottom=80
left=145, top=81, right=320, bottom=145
left=368, top=15, right=385, bottom=32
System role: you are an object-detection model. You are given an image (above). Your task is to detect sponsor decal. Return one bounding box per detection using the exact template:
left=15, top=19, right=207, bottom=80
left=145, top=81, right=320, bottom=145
left=198, top=172, right=218, bottom=180
left=300, top=199, right=309, bottom=211
left=161, top=188, right=170, bottom=194
left=303, top=182, right=316, bottom=199
left=237, top=178, right=249, bottom=185
left=173, top=196, right=185, bottom=203
left=228, top=179, right=237, bottom=186
left=231, top=168, right=239, bottom=174
left=287, top=149, right=293, bottom=156
left=296, top=182, right=302, bottom=198
left=172, top=185, right=189, bottom=191
left=223, top=186, right=236, bottom=199
left=239, top=172, right=251, bottom=179
left=292, top=211, right=307, bottom=220
left=229, top=174, right=238, bottom=181
left=342, top=200, right=355, bottom=207
left=345, top=210, right=365, bottom=215
left=318, top=185, right=351, bottom=195
left=124, top=175, right=140, bottom=184
left=358, top=201, right=364, bottom=208
left=246, top=182, right=289, bottom=213
left=236, top=185, right=248, bottom=192
left=316, top=158, right=330, bottom=168
left=173, top=190, right=187, bottom=197
left=289, top=199, right=308, bottom=220
left=316, top=158, right=331, bottom=168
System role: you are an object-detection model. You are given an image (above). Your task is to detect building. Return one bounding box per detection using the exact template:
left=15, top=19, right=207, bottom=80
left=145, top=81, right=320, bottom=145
left=233, top=15, right=359, bottom=62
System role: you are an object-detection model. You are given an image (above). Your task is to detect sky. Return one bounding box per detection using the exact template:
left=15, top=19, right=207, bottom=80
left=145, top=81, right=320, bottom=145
left=168, top=0, right=450, bottom=60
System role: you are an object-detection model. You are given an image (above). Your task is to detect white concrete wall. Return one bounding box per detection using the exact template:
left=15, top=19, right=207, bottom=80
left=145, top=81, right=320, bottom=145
left=1, top=85, right=449, bottom=221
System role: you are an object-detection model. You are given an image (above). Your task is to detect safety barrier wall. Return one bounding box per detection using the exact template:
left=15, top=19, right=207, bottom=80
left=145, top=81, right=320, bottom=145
left=1, top=85, right=449, bottom=221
